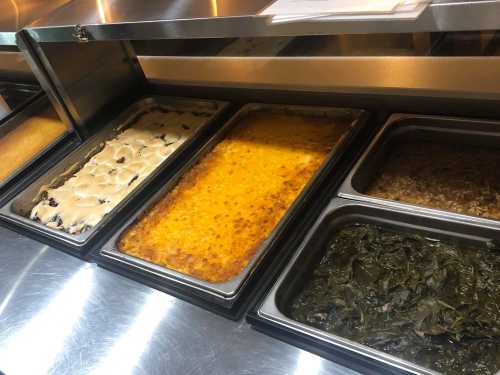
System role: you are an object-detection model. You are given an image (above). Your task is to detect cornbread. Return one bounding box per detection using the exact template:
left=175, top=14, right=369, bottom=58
left=367, top=141, right=500, bottom=220
left=118, top=111, right=351, bottom=283
left=30, top=108, right=208, bottom=234
left=0, top=107, right=66, bottom=183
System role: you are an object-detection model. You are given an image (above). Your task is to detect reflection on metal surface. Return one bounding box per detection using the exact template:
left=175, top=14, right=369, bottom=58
left=139, top=55, right=500, bottom=101
left=0, top=0, right=18, bottom=32
left=15, top=30, right=79, bottom=146
left=295, top=351, right=324, bottom=375
left=0, top=226, right=359, bottom=375
left=34, top=40, right=143, bottom=134
left=0, top=265, right=94, bottom=375
left=0, top=33, right=16, bottom=45
left=0, top=0, right=18, bottom=45
left=27, top=0, right=270, bottom=27
left=0, top=0, right=73, bottom=36
left=97, top=0, right=106, bottom=23
left=283, top=33, right=429, bottom=56
left=0, top=246, right=48, bottom=316
left=211, top=0, right=218, bottom=17
left=96, top=0, right=112, bottom=23
left=90, top=292, right=174, bottom=375
left=22, top=0, right=500, bottom=42
left=7, top=0, right=20, bottom=29
left=0, top=52, right=34, bottom=82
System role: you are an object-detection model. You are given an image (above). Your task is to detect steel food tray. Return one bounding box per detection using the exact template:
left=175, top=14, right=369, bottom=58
left=0, top=95, right=70, bottom=193
left=99, top=103, right=370, bottom=308
left=0, top=96, right=229, bottom=251
left=338, top=113, right=500, bottom=230
left=0, top=82, right=41, bottom=123
left=255, top=197, right=500, bottom=375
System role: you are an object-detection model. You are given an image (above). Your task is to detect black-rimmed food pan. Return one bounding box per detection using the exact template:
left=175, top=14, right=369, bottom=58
left=338, top=113, right=500, bottom=230
left=97, top=103, right=370, bottom=310
left=253, top=197, right=500, bottom=375
left=0, top=96, right=229, bottom=254
left=0, top=82, right=41, bottom=123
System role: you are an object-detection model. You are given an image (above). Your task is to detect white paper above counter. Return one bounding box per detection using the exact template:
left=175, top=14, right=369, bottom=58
left=260, top=0, right=402, bottom=16
left=260, top=0, right=431, bottom=24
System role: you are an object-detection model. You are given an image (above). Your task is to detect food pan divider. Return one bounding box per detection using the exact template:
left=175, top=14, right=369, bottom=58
left=251, top=197, right=500, bottom=375
left=338, top=113, right=500, bottom=230
left=97, top=103, right=370, bottom=311
left=0, top=96, right=229, bottom=255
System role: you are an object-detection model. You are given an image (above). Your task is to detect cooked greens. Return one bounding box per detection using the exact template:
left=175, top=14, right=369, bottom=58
left=288, top=224, right=500, bottom=374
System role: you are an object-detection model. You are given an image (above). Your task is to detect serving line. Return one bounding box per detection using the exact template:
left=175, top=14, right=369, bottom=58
left=97, top=103, right=369, bottom=310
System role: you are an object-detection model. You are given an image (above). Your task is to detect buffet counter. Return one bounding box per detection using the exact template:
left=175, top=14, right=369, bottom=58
left=2, top=2, right=500, bottom=375
left=0, top=225, right=357, bottom=375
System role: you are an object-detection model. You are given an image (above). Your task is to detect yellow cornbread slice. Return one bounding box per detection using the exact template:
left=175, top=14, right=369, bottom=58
left=0, top=107, right=66, bottom=183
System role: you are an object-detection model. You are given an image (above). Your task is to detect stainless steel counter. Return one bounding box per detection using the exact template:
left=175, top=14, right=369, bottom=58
left=0, top=225, right=359, bottom=375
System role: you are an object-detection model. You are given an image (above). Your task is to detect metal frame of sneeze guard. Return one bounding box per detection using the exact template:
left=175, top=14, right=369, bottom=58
left=10, top=0, right=500, bottom=141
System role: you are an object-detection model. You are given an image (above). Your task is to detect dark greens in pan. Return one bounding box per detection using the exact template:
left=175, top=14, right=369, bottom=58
left=288, top=224, right=500, bottom=375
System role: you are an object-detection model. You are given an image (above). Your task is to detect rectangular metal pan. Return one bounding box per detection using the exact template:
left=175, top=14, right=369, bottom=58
left=0, top=95, right=71, bottom=193
left=256, top=197, right=500, bottom=375
left=99, top=103, right=370, bottom=308
left=0, top=96, right=229, bottom=251
left=0, top=82, right=41, bottom=123
left=339, top=113, right=500, bottom=230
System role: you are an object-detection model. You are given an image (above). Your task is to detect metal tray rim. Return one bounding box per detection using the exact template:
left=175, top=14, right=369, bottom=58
left=338, top=112, right=500, bottom=231
left=0, top=95, right=229, bottom=248
left=256, top=197, right=495, bottom=375
left=100, top=102, right=369, bottom=301
left=256, top=308, right=435, bottom=375
left=100, top=249, right=240, bottom=301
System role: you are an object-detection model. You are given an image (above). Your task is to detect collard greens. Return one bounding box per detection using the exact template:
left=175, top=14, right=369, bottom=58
left=288, top=224, right=500, bottom=374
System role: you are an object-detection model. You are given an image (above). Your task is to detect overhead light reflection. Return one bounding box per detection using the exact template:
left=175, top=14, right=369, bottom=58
left=211, top=0, right=218, bottom=16
left=8, top=0, right=20, bottom=28
left=294, top=350, right=324, bottom=375
left=96, top=0, right=112, bottom=23
left=89, top=291, right=174, bottom=375
left=0, top=265, right=94, bottom=375
left=0, top=246, right=49, bottom=316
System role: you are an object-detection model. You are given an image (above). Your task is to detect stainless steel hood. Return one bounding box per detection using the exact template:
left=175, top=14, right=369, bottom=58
left=0, top=0, right=75, bottom=82
left=22, top=0, right=500, bottom=43
left=0, top=0, right=73, bottom=46
left=0, top=0, right=497, bottom=44
left=28, top=0, right=269, bottom=26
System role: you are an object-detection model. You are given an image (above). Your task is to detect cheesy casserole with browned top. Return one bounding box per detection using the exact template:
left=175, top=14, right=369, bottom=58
left=118, top=111, right=351, bottom=283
